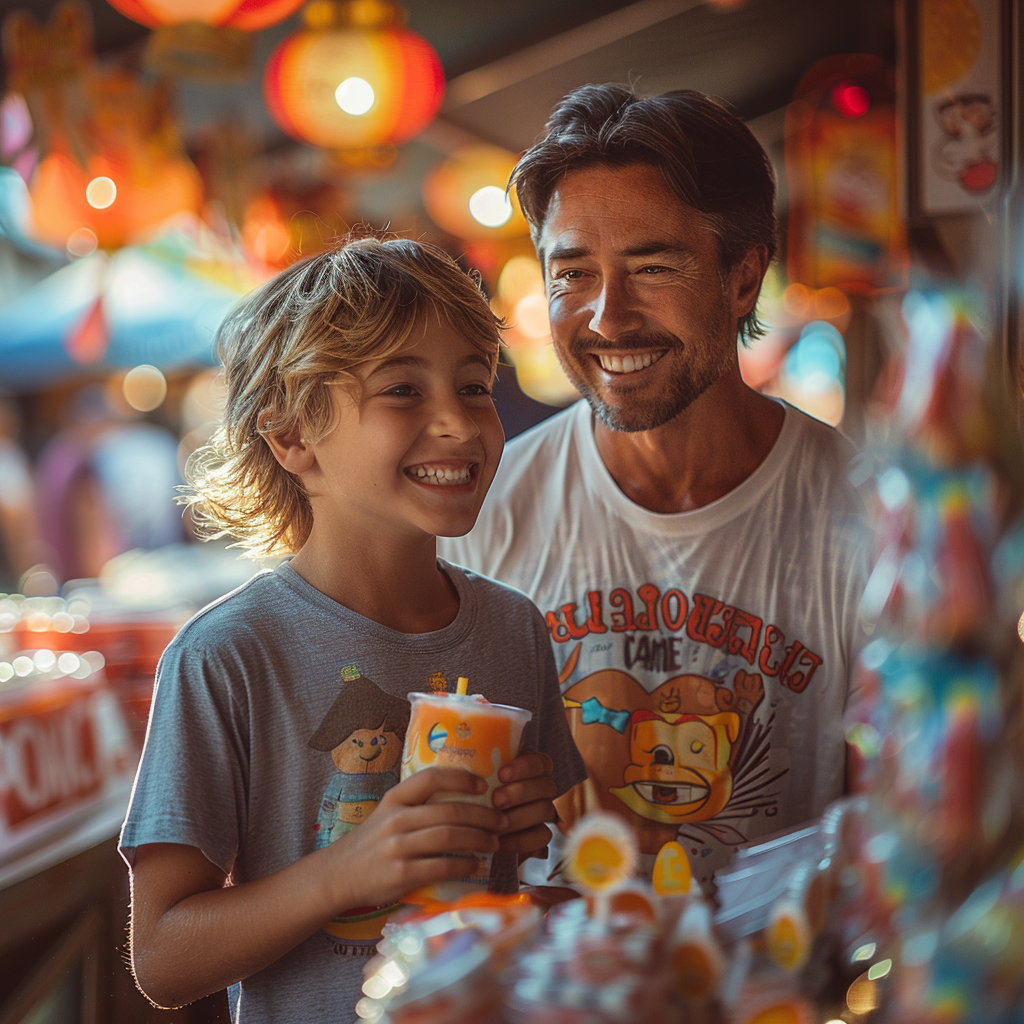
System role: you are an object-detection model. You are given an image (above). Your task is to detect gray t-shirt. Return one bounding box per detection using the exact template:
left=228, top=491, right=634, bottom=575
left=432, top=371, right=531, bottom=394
left=119, top=559, right=586, bottom=1024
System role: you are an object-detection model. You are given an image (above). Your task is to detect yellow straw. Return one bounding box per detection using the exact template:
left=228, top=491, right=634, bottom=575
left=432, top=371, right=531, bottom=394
left=456, top=676, right=469, bottom=695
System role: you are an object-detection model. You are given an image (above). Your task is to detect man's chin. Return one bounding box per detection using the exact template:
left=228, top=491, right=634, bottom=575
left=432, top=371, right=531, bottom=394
left=587, top=393, right=690, bottom=434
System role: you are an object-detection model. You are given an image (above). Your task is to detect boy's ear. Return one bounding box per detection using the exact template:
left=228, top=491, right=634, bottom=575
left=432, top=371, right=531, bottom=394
left=259, top=410, right=315, bottom=474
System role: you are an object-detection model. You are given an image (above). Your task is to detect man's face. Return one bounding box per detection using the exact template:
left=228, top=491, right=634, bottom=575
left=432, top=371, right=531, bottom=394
left=538, top=163, right=742, bottom=433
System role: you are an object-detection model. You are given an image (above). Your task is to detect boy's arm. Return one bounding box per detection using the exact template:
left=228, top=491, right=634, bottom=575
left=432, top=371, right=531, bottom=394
left=130, top=768, right=507, bottom=1009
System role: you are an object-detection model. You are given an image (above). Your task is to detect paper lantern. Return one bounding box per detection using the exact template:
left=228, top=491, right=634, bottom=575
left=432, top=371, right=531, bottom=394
left=104, top=0, right=306, bottom=31
left=104, top=0, right=306, bottom=80
left=422, top=145, right=529, bottom=240
left=28, top=69, right=204, bottom=251
left=491, top=254, right=578, bottom=408
left=30, top=147, right=204, bottom=251
left=263, top=0, right=444, bottom=154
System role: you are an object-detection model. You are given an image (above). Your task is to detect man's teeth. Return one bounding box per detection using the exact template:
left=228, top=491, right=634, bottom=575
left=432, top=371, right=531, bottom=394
left=410, top=465, right=472, bottom=485
left=597, top=351, right=665, bottom=374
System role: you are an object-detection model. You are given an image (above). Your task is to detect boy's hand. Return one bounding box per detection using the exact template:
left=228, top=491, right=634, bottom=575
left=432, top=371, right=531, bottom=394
left=491, top=751, right=558, bottom=861
left=326, top=767, right=507, bottom=911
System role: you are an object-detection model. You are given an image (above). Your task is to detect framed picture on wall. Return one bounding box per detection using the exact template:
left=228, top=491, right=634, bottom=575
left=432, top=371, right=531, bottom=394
left=905, top=0, right=1010, bottom=219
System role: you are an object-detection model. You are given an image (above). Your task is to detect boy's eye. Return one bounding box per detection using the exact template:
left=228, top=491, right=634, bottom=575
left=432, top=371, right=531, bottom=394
left=384, top=384, right=417, bottom=397
left=460, top=383, right=493, bottom=397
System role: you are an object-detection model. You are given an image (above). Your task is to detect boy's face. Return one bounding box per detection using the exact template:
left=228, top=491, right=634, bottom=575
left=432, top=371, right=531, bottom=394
left=308, top=315, right=504, bottom=542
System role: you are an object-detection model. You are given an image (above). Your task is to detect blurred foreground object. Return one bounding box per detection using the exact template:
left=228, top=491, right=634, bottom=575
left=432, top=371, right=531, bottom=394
left=840, top=280, right=1024, bottom=1022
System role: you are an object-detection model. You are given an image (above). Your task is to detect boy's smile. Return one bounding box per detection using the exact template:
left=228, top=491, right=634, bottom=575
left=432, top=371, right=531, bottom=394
left=301, top=314, right=504, bottom=545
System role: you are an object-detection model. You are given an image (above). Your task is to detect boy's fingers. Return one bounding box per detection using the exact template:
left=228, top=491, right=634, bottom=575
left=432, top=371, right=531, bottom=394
left=389, top=766, right=488, bottom=804
left=492, top=774, right=558, bottom=810
left=498, top=822, right=554, bottom=857
left=399, top=801, right=507, bottom=834
left=401, top=824, right=501, bottom=858
left=497, top=796, right=556, bottom=836
left=498, top=751, right=554, bottom=785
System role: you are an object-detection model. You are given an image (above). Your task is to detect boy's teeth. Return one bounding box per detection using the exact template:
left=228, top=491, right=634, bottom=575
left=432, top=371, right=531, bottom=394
left=597, top=351, right=664, bottom=374
left=409, top=464, right=472, bottom=485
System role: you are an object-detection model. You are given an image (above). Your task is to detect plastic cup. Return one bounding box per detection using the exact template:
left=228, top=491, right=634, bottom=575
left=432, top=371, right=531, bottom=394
left=400, top=692, right=532, bottom=901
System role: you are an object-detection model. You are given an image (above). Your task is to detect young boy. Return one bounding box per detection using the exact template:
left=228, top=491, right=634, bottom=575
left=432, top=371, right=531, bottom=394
left=119, top=236, right=586, bottom=1023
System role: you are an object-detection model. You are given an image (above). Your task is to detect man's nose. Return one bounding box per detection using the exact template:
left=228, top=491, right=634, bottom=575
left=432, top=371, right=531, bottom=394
left=587, top=276, right=643, bottom=340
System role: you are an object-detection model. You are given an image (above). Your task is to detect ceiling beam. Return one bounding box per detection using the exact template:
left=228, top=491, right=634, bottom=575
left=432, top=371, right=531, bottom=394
left=442, top=0, right=705, bottom=110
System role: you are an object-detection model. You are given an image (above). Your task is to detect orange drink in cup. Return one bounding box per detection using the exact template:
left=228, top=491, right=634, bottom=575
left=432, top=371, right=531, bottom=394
left=400, top=686, right=532, bottom=902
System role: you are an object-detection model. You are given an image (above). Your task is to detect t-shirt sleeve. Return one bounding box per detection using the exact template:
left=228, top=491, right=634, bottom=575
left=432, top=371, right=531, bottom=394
left=530, top=608, right=587, bottom=797
left=119, top=630, right=249, bottom=876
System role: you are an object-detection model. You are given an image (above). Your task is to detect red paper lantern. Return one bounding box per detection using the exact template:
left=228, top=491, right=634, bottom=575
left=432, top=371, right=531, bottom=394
left=104, top=0, right=306, bottom=31
left=104, top=0, right=306, bottom=80
left=263, top=0, right=443, bottom=153
left=422, top=145, right=529, bottom=240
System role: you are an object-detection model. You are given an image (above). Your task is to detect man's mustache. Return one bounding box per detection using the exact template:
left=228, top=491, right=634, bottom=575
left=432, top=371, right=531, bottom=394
left=568, top=331, right=681, bottom=353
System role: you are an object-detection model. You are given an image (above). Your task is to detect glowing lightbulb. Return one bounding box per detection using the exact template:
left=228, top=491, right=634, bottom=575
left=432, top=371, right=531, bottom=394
left=86, top=176, right=116, bottom=209
left=335, top=77, right=375, bottom=115
left=468, top=186, right=512, bottom=227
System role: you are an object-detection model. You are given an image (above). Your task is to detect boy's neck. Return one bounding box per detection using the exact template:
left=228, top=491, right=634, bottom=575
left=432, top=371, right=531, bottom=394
left=289, top=528, right=460, bottom=634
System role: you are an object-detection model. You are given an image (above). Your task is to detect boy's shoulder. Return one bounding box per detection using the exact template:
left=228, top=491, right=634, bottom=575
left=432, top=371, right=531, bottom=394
left=442, top=559, right=543, bottom=624
left=165, top=565, right=298, bottom=656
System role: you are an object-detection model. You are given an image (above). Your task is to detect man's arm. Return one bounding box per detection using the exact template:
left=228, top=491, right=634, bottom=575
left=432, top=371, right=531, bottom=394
left=129, top=768, right=507, bottom=1008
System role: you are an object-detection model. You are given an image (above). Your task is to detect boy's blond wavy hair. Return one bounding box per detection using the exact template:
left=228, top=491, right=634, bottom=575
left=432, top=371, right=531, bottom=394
left=183, top=235, right=504, bottom=557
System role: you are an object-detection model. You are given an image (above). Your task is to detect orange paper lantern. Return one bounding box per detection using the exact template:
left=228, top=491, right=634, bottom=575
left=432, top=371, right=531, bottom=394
left=104, top=0, right=306, bottom=31
left=105, top=0, right=306, bottom=80
left=263, top=0, right=443, bottom=153
left=422, top=145, right=529, bottom=240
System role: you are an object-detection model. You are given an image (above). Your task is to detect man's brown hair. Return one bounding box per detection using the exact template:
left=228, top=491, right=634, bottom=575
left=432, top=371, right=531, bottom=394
left=511, top=84, right=778, bottom=341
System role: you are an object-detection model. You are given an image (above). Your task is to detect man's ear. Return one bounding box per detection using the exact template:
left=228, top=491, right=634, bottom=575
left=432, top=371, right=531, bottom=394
left=258, top=410, right=315, bottom=474
left=730, top=244, right=770, bottom=321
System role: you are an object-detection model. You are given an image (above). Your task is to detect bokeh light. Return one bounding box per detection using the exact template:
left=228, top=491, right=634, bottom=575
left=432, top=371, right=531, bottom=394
left=832, top=81, right=871, bottom=118
left=123, top=364, right=168, bottom=412
left=847, top=972, right=881, bottom=1014
left=85, top=175, right=117, bottom=209
left=66, top=227, right=98, bottom=257
left=468, top=185, right=513, bottom=227
left=335, top=77, right=375, bottom=115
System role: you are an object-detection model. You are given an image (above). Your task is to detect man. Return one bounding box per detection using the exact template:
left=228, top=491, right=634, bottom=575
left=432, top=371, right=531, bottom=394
left=441, top=85, right=870, bottom=889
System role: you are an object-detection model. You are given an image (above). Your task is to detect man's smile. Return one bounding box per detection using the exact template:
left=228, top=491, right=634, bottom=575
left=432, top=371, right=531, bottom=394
left=403, top=461, right=476, bottom=486
left=593, top=349, right=668, bottom=375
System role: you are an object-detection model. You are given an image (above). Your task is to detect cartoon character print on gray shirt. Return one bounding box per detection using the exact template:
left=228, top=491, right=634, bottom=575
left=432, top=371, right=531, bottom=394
left=308, top=670, right=412, bottom=946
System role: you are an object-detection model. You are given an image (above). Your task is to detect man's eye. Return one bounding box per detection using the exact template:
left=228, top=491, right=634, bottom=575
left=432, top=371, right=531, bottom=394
left=639, top=265, right=670, bottom=274
left=556, top=269, right=585, bottom=280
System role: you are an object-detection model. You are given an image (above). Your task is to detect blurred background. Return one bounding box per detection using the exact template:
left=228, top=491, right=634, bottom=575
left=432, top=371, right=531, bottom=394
left=1, top=0, right=1023, bottom=1022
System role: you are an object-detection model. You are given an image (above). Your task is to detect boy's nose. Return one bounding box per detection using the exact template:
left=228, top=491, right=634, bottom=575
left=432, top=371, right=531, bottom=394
left=429, top=394, right=480, bottom=440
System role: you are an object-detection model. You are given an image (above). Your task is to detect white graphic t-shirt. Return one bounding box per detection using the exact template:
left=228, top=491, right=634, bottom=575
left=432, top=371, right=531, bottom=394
left=441, top=399, right=871, bottom=888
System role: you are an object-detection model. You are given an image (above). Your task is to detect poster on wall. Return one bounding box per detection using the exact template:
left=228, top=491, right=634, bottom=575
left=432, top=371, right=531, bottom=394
left=911, top=0, right=1006, bottom=216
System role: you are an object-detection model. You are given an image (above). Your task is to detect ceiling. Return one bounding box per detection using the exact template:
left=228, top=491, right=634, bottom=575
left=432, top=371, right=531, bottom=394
left=2, top=0, right=895, bottom=230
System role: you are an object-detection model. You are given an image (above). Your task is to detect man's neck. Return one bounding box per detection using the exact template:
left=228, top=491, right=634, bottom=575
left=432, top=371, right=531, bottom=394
left=593, top=366, right=786, bottom=514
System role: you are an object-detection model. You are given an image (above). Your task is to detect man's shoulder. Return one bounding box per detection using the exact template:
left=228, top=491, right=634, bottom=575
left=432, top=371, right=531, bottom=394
left=779, top=404, right=864, bottom=495
left=493, top=402, right=582, bottom=482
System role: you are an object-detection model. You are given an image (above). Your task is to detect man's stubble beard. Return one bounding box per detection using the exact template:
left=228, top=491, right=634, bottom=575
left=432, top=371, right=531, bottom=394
left=555, top=329, right=736, bottom=434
